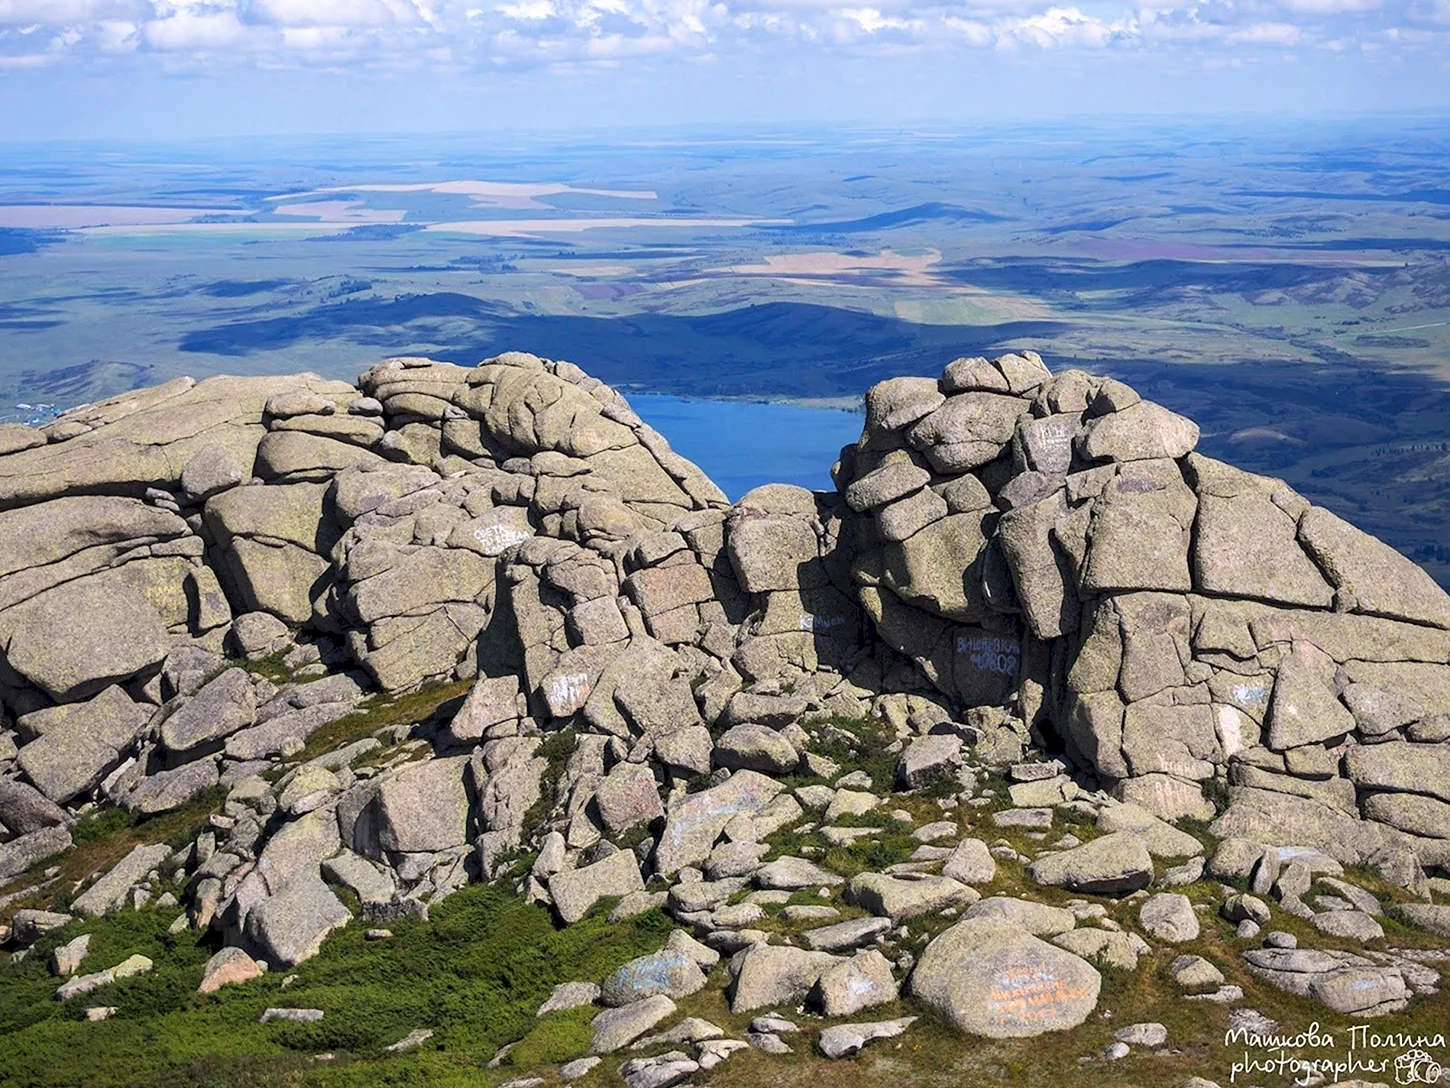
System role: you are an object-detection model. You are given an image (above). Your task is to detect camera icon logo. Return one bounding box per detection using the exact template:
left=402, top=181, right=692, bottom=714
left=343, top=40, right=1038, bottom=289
left=1396, top=1050, right=1443, bottom=1085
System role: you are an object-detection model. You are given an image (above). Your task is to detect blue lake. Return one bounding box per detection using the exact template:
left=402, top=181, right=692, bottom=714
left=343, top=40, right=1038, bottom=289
left=629, top=395, right=865, bottom=500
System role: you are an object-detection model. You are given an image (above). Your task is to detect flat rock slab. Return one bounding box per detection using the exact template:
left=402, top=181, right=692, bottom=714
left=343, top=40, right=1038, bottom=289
left=804, top=916, right=894, bottom=952
left=817, top=1016, right=917, bottom=1059
left=1027, top=833, right=1154, bottom=896
left=72, top=843, right=171, bottom=918
left=845, top=873, right=976, bottom=920
left=964, top=897, right=1077, bottom=937
left=1396, top=903, right=1450, bottom=937
left=590, top=994, right=676, bottom=1053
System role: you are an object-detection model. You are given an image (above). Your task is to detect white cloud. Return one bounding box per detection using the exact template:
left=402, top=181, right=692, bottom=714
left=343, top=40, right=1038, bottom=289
left=250, top=0, right=422, bottom=27
left=143, top=7, right=246, bottom=49
left=996, top=5, right=1135, bottom=47
left=0, top=0, right=1440, bottom=72
left=1229, top=20, right=1304, bottom=42
left=96, top=18, right=140, bottom=49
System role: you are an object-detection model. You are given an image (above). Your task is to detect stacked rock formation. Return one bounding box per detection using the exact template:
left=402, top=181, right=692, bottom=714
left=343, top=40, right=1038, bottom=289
left=829, top=353, right=1450, bottom=881
left=0, top=348, right=1448, bottom=1016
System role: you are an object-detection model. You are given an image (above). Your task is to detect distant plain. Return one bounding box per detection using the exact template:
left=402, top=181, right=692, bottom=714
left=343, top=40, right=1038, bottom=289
left=0, top=119, right=1446, bottom=582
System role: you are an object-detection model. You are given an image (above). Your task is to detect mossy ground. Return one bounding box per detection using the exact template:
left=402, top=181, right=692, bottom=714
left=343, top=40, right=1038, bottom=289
left=0, top=886, right=673, bottom=1088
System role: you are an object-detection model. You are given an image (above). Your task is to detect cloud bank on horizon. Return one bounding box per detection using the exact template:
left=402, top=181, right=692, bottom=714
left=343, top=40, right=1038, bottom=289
left=0, top=0, right=1446, bottom=133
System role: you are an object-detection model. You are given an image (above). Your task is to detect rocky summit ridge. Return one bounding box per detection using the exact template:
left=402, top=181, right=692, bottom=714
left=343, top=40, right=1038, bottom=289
left=2, top=349, right=1450, bottom=1073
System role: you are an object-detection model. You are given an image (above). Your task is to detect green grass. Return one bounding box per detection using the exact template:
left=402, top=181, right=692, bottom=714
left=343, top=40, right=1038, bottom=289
left=0, top=884, right=674, bottom=1088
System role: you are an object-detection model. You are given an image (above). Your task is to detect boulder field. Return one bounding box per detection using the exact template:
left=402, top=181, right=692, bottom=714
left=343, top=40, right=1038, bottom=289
left=2, top=349, right=1450, bottom=1072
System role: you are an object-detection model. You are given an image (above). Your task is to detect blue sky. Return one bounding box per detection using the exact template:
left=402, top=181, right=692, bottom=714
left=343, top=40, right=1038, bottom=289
left=0, top=0, right=1447, bottom=138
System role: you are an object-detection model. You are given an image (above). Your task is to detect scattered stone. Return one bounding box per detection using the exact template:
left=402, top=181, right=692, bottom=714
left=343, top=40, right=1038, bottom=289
left=590, top=995, right=677, bottom=1053
left=198, top=947, right=262, bottom=994
left=384, top=1028, right=434, bottom=1053
left=1027, top=833, right=1154, bottom=896
left=260, top=1008, right=324, bottom=1024
left=817, top=1017, right=917, bottom=1059
left=1138, top=893, right=1200, bottom=943
left=538, top=981, right=601, bottom=1017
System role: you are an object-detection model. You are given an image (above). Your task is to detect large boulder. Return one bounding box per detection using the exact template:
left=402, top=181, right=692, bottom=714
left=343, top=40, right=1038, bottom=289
left=0, top=579, right=170, bottom=702
left=655, top=770, right=782, bottom=875
left=159, top=668, right=257, bottom=755
left=372, top=757, right=471, bottom=854
left=909, top=918, right=1101, bottom=1037
left=16, top=686, right=150, bottom=803
left=1027, top=833, right=1154, bottom=896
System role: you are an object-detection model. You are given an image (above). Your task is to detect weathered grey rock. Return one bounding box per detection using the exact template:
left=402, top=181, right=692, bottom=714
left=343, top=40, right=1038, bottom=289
left=1241, top=947, right=1407, bottom=1014
left=617, top=1051, right=698, bottom=1088
left=259, top=1007, right=324, bottom=1024
left=590, top=994, right=677, bottom=1053
left=1308, top=910, right=1383, bottom=942
left=1266, top=647, right=1354, bottom=750
left=909, top=918, right=1101, bottom=1037
left=816, top=1016, right=917, bottom=1059
left=713, top=724, right=798, bottom=775
left=55, top=954, right=152, bottom=1001
left=814, top=949, right=899, bottom=1016
left=942, top=840, right=996, bottom=886
left=50, top=934, right=91, bottom=977
left=160, top=669, right=257, bottom=754
left=17, top=686, right=149, bottom=803
left=71, top=842, right=171, bottom=917
left=963, top=897, right=1077, bottom=937
left=1222, top=893, right=1272, bottom=926
left=753, top=855, right=843, bottom=890
left=1078, top=401, right=1198, bottom=463
left=1138, top=893, right=1200, bottom=943
left=1345, top=743, right=1450, bottom=804
left=845, top=873, right=976, bottom=920
left=1027, top=833, right=1154, bottom=896
left=0, top=422, right=45, bottom=456
left=1, top=579, right=170, bottom=702
left=277, top=765, right=341, bottom=817
left=1116, top=1022, right=1168, bottom=1047
left=538, top=981, right=601, bottom=1016
left=1095, top=803, right=1205, bottom=859
left=0, top=778, right=69, bottom=836
left=1298, top=505, right=1450, bottom=629
left=180, top=443, right=245, bottom=499
left=1052, top=928, right=1146, bottom=971
left=1394, top=903, right=1450, bottom=938
left=322, top=851, right=395, bottom=906
left=230, top=611, right=290, bottom=659
left=550, top=849, right=645, bottom=924
left=729, top=944, right=841, bottom=1013
left=1170, top=954, right=1225, bottom=989
left=244, top=871, right=351, bottom=967
left=655, top=770, right=781, bottom=875
left=122, top=758, right=220, bottom=815
left=447, top=676, right=523, bottom=744
left=0, top=824, right=72, bottom=881
left=803, top=916, right=893, bottom=952
left=601, top=948, right=707, bottom=1007
left=896, top=733, right=962, bottom=789
left=11, top=909, right=72, bottom=943
left=593, top=762, right=663, bottom=836
left=373, top=756, right=470, bottom=854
